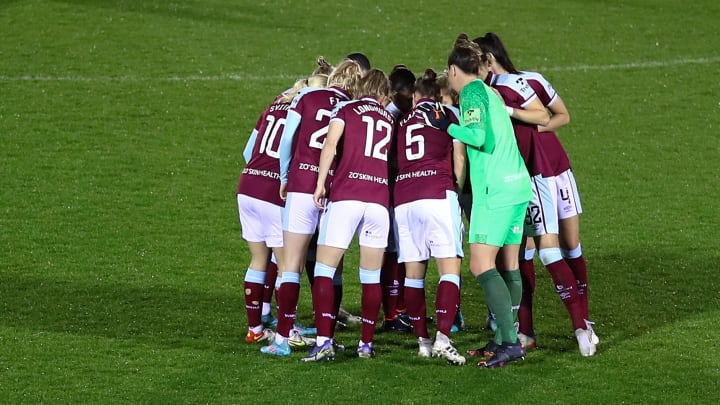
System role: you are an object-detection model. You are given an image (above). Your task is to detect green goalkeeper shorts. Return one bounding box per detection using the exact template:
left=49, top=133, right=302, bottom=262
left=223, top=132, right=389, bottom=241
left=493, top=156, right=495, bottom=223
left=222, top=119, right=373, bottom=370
left=468, top=201, right=528, bottom=246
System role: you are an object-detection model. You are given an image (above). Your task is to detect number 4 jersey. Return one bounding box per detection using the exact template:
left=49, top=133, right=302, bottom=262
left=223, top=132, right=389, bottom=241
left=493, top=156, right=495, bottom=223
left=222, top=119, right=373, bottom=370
left=328, top=97, right=395, bottom=209
left=237, top=99, right=289, bottom=207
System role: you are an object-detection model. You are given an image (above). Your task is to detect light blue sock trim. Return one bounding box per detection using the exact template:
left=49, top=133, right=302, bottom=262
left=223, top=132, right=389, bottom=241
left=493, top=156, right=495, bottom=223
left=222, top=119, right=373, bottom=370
left=283, top=272, right=301, bottom=284
left=359, top=268, right=381, bottom=284
left=439, top=273, right=461, bottom=287
left=561, top=244, right=583, bottom=259
left=315, top=262, right=336, bottom=279
left=538, top=247, right=563, bottom=266
left=524, top=248, right=536, bottom=261
left=404, top=277, right=424, bottom=289
left=244, top=269, right=265, bottom=284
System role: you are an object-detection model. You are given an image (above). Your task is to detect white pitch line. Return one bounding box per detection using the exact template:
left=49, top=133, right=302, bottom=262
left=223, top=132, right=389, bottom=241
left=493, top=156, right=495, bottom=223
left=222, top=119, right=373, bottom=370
left=0, top=73, right=301, bottom=82
left=1, top=57, right=719, bottom=82
left=537, top=56, right=720, bottom=72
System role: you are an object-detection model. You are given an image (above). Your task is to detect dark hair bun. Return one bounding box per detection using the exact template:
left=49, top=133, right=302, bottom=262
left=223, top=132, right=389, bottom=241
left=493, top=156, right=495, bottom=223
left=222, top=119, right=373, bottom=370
left=422, top=68, right=437, bottom=81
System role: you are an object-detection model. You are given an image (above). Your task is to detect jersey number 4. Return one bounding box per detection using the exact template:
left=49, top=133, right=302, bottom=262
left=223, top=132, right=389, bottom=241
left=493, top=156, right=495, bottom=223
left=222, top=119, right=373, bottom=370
left=362, top=116, right=392, bottom=161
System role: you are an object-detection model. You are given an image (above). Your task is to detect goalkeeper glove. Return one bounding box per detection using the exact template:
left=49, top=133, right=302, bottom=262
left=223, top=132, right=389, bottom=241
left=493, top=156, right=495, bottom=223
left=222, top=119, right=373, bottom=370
left=419, top=102, right=451, bottom=132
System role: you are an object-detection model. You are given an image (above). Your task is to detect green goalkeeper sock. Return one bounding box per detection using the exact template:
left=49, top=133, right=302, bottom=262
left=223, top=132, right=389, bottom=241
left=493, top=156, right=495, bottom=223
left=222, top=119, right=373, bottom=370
left=476, top=269, right=518, bottom=344
left=501, top=269, right=522, bottom=322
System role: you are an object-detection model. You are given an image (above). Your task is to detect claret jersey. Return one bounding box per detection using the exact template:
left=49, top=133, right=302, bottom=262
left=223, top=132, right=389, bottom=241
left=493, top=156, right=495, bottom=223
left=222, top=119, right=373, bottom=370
left=488, top=72, right=552, bottom=176
left=238, top=99, right=289, bottom=207
left=393, top=99, right=459, bottom=207
left=327, top=96, right=395, bottom=208
left=285, top=86, right=351, bottom=194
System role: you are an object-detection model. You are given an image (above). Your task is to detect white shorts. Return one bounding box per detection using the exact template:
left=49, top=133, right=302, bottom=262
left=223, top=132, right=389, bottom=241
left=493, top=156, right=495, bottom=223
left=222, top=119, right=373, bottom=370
left=524, top=175, right=560, bottom=237
left=555, top=169, right=583, bottom=219
left=282, top=192, right=322, bottom=234
left=395, top=190, right=464, bottom=263
left=237, top=194, right=283, bottom=248
left=318, top=200, right=389, bottom=249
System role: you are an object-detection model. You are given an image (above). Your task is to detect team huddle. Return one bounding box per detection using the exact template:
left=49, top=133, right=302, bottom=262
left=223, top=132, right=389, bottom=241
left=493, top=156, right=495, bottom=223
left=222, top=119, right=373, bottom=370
left=237, top=33, right=598, bottom=369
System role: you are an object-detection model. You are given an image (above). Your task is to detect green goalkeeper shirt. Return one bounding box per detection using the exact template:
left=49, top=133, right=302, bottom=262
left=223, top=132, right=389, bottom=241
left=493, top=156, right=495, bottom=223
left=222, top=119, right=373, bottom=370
left=447, top=79, right=532, bottom=209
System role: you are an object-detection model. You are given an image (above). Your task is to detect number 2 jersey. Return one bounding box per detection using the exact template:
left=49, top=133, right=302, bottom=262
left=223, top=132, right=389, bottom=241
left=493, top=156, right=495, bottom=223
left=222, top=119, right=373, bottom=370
left=284, top=86, right=352, bottom=194
left=237, top=99, right=289, bottom=207
left=328, top=96, right=395, bottom=209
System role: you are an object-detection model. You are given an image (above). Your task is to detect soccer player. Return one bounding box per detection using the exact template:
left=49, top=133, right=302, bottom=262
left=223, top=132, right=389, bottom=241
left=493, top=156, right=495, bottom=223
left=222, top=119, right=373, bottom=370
left=474, top=32, right=597, bottom=356
left=255, top=70, right=330, bottom=330
left=260, top=61, right=362, bottom=356
left=394, top=68, right=466, bottom=365
left=303, top=68, right=395, bottom=361
left=421, top=34, right=532, bottom=368
left=237, top=80, right=305, bottom=345
left=465, top=38, right=550, bottom=338
left=438, top=72, right=468, bottom=333
left=380, top=65, right=416, bottom=333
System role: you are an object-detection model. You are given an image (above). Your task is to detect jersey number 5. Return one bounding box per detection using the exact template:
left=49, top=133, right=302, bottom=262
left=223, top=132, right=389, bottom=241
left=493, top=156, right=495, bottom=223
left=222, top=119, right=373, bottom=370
left=404, top=123, right=425, bottom=161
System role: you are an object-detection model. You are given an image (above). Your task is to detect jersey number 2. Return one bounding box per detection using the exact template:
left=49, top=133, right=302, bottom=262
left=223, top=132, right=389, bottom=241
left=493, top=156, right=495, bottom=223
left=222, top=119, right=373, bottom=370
left=308, top=109, right=332, bottom=149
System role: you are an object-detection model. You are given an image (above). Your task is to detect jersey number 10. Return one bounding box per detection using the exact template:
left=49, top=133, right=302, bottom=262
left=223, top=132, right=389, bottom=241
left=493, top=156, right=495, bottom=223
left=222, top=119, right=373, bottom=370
left=259, top=115, right=285, bottom=158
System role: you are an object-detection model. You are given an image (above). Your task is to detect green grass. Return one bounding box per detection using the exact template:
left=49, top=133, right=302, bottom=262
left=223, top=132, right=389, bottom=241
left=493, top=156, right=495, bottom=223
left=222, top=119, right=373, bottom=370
left=2, top=0, right=720, bottom=403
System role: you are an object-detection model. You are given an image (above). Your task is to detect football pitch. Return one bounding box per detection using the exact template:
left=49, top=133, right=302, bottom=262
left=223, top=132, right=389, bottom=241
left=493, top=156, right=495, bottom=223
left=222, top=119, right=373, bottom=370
left=1, top=0, right=719, bottom=403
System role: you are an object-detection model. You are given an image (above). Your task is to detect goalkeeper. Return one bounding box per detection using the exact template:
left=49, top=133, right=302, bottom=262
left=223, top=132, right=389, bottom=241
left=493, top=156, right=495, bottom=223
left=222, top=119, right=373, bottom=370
left=419, top=33, right=532, bottom=369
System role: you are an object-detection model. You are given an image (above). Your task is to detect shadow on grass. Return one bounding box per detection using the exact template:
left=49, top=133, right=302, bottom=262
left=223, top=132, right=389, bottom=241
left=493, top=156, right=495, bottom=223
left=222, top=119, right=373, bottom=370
left=528, top=249, right=718, bottom=351
left=1, top=250, right=715, bottom=359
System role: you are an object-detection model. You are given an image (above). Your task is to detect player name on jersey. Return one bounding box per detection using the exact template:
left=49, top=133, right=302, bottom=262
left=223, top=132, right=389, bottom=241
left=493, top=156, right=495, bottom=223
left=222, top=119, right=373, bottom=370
left=351, top=103, right=393, bottom=121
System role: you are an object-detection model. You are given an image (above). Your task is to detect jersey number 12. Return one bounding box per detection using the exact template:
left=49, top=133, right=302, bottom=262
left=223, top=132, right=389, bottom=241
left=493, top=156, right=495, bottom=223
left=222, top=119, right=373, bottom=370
left=362, top=115, right=392, bottom=161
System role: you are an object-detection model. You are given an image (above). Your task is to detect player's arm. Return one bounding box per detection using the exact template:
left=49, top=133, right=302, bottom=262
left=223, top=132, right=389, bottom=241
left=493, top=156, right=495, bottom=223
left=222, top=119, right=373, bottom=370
left=314, top=119, right=344, bottom=209
left=448, top=123, right=486, bottom=149
left=243, top=129, right=258, bottom=164
left=423, top=102, right=488, bottom=148
left=278, top=109, right=302, bottom=185
left=538, top=94, right=570, bottom=133
left=452, top=140, right=467, bottom=194
left=508, top=96, right=549, bottom=126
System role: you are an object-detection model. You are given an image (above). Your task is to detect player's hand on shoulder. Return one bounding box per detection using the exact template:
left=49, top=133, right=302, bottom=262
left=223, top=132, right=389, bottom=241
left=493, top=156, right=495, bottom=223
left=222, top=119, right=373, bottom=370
left=419, top=102, right=451, bottom=132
